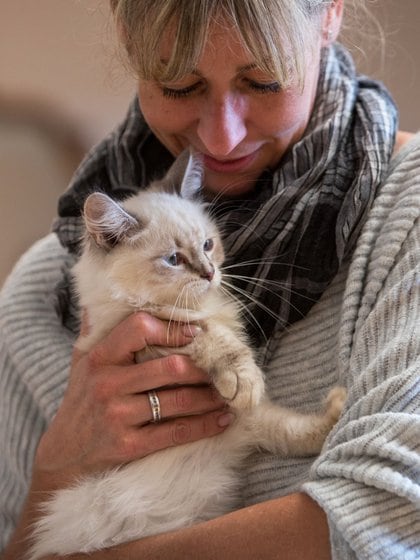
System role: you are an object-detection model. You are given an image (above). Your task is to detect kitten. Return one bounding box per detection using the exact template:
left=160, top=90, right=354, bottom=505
left=29, top=150, right=346, bottom=558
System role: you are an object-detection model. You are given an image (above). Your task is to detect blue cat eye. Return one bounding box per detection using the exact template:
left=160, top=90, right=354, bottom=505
left=165, top=252, right=186, bottom=267
left=203, top=239, right=214, bottom=252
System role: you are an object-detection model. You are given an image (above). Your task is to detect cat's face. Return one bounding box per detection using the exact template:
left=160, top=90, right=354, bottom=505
left=101, top=192, right=224, bottom=310
left=79, top=151, right=226, bottom=312
left=80, top=178, right=225, bottom=313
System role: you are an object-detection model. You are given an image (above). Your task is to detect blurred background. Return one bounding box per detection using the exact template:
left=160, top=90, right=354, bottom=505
left=0, top=0, right=419, bottom=284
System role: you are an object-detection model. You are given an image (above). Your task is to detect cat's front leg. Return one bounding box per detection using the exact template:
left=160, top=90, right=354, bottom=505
left=210, top=345, right=265, bottom=410
left=189, top=325, right=265, bottom=411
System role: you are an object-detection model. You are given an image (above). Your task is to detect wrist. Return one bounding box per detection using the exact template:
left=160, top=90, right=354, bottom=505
left=32, top=442, right=83, bottom=492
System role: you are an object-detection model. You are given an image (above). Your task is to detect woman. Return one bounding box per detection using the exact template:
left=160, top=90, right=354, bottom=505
left=1, top=1, right=419, bottom=558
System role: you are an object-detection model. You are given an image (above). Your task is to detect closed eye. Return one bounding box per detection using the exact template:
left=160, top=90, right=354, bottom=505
left=162, top=83, right=202, bottom=99
left=247, top=80, right=281, bottom=94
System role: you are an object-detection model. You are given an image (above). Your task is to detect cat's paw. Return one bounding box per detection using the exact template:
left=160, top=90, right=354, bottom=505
left=214, top=365, right=265, bottom=410
left=324, top=386, right=347, bottom=425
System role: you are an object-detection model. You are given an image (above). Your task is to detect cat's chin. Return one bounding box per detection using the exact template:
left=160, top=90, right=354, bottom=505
left=139, top=304, right=209, bottom=323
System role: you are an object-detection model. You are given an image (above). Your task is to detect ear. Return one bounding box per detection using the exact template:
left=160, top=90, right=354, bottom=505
left=159, top=148, right=203, bottom=199
left=83, top=192, right=139, bottom=250
left=179, top=149, right=203, bottom=199
left=322, top=0, right=344, bottom=47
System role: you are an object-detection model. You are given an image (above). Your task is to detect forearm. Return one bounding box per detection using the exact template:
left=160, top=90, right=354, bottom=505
left=42, top=493, right=330, bottom=560
left=140, top=492, right=331, bottom=560
left=1, top=470, right=66, bottom=560
left=2, top=502, right=36, bottom=560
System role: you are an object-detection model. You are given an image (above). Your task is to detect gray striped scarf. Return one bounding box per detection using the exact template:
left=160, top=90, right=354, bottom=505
left=53, top=45, right=397, bottom=348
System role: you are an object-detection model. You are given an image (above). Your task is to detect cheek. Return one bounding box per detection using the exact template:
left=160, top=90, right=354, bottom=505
left=255, top=91, right=313, bottom=139
left=138, top=86, right=194, bottom=135
left=153, top=263, right=187, bottom=292
left=255, top=56, right=320, bottom=140
left=213, top=244, right=225, bottom=267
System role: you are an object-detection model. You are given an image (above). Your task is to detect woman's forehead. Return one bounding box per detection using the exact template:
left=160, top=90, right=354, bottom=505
left=157, top=19, right=274, bottom=78
left=124, top=2, right=317, bottom=86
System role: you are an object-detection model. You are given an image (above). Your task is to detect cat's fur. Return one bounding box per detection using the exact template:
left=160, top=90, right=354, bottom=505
left=29, top=151, right=346, bottom=558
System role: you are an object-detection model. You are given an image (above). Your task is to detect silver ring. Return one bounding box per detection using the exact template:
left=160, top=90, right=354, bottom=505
left=147, top=390, right=161, bottom=423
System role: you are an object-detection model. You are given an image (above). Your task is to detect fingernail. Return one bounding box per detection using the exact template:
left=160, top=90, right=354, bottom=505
left=181, top=324, right=202, bottom=338
left=217, top=412, right=235, bottom=427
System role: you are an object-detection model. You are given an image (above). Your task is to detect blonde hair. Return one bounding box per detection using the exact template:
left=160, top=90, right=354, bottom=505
left=110, top=0, right=334, bottom=87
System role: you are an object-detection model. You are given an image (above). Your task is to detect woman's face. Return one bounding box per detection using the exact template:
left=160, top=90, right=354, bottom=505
left=138, top=22, right=323, bottom=197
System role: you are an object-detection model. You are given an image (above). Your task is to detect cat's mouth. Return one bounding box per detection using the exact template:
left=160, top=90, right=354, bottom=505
left=186, top=277, right=218, bottom=293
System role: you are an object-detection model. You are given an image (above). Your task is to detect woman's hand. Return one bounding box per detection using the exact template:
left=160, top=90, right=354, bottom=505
left=33, top=311, right=233, bottom=490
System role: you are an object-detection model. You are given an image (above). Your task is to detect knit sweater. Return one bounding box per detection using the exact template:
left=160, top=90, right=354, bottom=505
left=0, top=135, right=419, bottom=559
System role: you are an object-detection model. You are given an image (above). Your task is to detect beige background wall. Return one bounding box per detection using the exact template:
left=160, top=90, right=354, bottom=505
left=1, top=1, right=134, bottom=147
left=0, top=0, right=419, bottom=284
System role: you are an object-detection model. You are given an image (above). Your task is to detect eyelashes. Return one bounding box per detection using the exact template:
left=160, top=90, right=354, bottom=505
left=162, top=83, right=200, bottom=99
left=247, top=80, right=281, bottom=94
left=161, top=80, right=281, bottom=100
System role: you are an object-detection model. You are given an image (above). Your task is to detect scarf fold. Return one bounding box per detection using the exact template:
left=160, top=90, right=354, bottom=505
left=53, top=45, right=398, bottom=348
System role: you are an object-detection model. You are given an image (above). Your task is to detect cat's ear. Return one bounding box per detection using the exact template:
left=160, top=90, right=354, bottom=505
left=82, top=192, right=139, bottom=249
left=179, top=149, right=203, bottom=200
left=160, top=149, right=203, bottom=199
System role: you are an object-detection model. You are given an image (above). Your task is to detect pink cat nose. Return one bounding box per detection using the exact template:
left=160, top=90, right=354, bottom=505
left=201, top=265, right=215, bottom=282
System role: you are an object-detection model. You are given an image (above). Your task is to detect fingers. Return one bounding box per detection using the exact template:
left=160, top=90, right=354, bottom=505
left=114, top=409, right=235, bottom=464
left=82, top=351, right=212, bottom=409
left=85, top=312, right=200, bottom=365
left=118, top=354, right=211, bottom=395
left=61, top=309, right=234, bottom=474
left=123, top=385, right=225, bottom=426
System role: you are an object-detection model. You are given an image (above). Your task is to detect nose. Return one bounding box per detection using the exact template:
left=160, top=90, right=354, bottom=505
left=200, top=263, right=215, bottom=282
left=197, top=93, right=247, bottom=157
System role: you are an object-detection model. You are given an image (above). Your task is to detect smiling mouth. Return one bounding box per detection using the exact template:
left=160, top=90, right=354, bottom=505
left=202, top=151, right=258, bottom=173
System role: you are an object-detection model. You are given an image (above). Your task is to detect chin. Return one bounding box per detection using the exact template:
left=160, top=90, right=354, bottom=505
left=204, top=177, right=258, bottom=199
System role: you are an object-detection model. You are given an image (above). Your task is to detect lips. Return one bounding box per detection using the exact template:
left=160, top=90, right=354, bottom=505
left=202, top=151, right=258, bottom=173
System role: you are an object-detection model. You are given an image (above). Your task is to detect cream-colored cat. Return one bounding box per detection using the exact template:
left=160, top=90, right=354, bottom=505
left=29, top=151, right=346, bottom=559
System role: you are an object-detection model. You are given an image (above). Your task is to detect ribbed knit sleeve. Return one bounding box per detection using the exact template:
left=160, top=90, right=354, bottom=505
left=0, top=234, right=75, bottom=551
left=304, top=138, right=420, bottom=559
